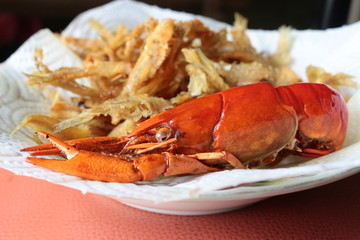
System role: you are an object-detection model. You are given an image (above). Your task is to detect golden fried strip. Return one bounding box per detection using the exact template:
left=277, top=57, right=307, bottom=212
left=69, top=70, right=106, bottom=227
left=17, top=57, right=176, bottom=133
left=307, top=65, right=357, bottom=89
left=183, top=48, right=229, bottom=96
left=268, top=26, right=293, bottom=68
left=120, top=19, right=175, bottom=96
left=13, top=115, right=90, bottom=140
left=122, top=18, right=158, bottom=62
left=54, top=95, right=173, bottom=132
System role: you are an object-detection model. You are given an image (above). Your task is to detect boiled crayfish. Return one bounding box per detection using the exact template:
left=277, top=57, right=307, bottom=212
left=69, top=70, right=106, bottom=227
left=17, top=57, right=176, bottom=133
left=21, top=82, right=348, bottom=183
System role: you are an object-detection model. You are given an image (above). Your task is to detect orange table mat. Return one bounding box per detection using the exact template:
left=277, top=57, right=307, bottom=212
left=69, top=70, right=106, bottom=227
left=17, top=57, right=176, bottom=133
left=1, top=168, right=359, bottom=240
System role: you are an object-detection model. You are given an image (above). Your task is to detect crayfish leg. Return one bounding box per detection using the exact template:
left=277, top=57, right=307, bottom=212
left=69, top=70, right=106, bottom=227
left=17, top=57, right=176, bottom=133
left=188, top=151, right=245, bottom=169
left=301, top=148, right=331, bottom=157
left=161, top=152, right=220, bottom=176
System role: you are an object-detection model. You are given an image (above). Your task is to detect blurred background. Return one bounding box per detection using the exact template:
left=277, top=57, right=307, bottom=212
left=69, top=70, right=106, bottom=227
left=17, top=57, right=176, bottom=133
left=0, top=0, right=359, bottom=61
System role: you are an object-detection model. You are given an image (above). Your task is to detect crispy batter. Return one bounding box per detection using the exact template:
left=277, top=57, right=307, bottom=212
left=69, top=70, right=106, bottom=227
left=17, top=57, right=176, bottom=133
left=120, top=19, right=175, bottom=97
left=183, top=48, right=229, bottom=96
left=218, top=61, right=276, bottom=86
left=268, top=26, right=293, bottom=68
left=307, top=65, right=357, bottom=89
left=20, top=16, right=355, bottom=138
left=13, top=115, right=90, bottom=140
left=108, top=119, right=138, bottom=137
left=54, top=95, right=173, bottom=132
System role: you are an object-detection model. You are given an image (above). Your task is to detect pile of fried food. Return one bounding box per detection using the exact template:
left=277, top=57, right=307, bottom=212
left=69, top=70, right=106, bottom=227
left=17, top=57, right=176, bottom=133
left=17, top=14, right=356, bottom=141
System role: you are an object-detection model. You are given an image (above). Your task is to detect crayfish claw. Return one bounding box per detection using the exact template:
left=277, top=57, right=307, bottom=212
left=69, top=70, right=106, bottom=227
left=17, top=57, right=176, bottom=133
left=34, top=131, right=78, bottom=158
left=24, top=131, right=144, bottom=182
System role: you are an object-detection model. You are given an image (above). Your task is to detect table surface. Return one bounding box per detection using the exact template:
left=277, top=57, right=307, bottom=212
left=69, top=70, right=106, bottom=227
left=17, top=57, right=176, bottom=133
left=1, top=168, right=359, bottom=240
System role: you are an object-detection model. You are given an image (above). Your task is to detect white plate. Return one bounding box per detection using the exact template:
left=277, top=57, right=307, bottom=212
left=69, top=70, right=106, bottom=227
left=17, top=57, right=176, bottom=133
left=117, top=167, right=360, bottom=215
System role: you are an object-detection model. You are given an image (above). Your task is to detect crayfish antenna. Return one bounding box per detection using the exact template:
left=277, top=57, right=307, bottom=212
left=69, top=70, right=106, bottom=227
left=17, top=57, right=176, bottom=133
left=21, top=134, right=128, bottom=156
left=21, top=142, right=63, bottom=156
left=21, top=143, right=54, bottom=152
left=29, top=148, right=62, bottom=156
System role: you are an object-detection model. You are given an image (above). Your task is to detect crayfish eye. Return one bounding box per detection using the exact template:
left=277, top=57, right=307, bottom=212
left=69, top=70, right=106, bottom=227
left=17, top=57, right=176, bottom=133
left=155, top=127, right=171, bottom=142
